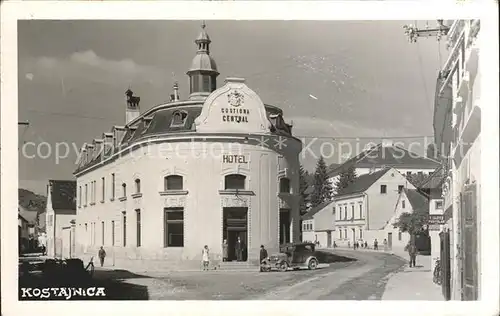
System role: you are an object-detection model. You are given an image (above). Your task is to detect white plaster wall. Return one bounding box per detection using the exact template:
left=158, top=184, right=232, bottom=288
left=75, top=138, right=300, bottom=263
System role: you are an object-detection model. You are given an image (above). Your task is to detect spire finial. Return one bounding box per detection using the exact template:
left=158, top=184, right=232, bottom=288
left=201, top=20, right=206, bottom=29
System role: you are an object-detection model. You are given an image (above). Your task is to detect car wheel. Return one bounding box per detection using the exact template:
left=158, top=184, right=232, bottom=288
left=279, top=262, right=288, bottom=272
left=308, top=259, right=318, bottom=270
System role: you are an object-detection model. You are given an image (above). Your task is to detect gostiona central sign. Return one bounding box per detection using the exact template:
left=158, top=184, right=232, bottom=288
left=221, top=90, right=249, bottom=123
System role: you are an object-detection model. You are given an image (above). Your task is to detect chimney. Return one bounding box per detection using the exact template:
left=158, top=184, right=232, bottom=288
left=173, top=82, right=180, bottom=101
left=125, top=88, right=141, bottom=124
left=81, top=146, right=88, bottom=166
left=86, top=144, right=95, bottom=162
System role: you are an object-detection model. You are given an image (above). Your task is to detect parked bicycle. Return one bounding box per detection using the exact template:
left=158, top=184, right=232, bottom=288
left=433, top=258, right=442, bottom=285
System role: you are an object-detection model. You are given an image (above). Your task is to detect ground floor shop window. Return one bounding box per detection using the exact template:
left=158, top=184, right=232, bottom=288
left=164, top=208, right=184, bottom=247
left=122, top=212, right=127, bottom=247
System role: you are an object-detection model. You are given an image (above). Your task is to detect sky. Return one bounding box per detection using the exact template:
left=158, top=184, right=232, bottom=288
left=17, top=20, right=445, bottom=195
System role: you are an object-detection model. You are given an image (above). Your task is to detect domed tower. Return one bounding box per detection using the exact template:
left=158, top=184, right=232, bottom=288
left=187, top=22, right=219, bottom=100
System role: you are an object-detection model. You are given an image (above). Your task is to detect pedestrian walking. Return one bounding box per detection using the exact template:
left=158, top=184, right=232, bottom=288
left=259, top=245, right=268, bottom=272
left=405, top=242, right=418, bottom=267
left=347, top=241, right=351, bottom=248
left=222, top=239, right=228, bottom=262
left=235, top=237, right=244, bottom=262
left=374, top=239, right=378, bottom=250
left=333, top=241, right=337, bottom=248
left=364, top=241, right=368, bottom=249
left=98, top=246, right=106, bottom=267
left=383, top=238, right=388, bottom=251
left=202, top=245, right=210, bottom=271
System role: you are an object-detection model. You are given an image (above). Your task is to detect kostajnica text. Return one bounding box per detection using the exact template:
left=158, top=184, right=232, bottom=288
left=21, top=287, right=106, bottom=299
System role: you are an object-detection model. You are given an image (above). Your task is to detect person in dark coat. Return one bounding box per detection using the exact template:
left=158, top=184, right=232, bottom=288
left=374, top=239, right=379, bottom=250
left=98, top=246, right=106, bottom=267
left=406, top=241, right=418, bottom=267
left=259, top=245, right=268, bottom=262
left=235, top=237, right=244, bottom=262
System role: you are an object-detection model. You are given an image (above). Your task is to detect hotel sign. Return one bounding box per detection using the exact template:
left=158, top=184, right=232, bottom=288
left=223, top=154, right=248, bottom=164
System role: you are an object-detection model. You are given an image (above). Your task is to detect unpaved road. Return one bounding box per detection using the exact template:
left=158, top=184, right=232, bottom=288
left=115, top=249, right=406, bottom=300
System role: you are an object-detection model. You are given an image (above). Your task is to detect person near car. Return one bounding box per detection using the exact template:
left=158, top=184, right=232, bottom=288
left=235, top=237, right=244, bottom=262
left=98, top=246, right=106, bottom=267
left=222, top=239, right=228, bottom=262
left=202, top=245, right=210, bottom=271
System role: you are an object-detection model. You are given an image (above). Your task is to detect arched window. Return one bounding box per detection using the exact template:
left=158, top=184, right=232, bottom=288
left=224, top=174, right=246, bottom=190
left=122, top=183, right=127, bottom=197
left=279, top=178, right=291, bottom=193
left=171, top=111, right=188, bottom=127
left=165, top=175, right=183, bottom=191
left=135, top=179, right=141, bottom=194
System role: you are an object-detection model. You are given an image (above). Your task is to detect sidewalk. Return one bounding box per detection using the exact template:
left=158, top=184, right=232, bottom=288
left=382, top=254, right=444, bottom=300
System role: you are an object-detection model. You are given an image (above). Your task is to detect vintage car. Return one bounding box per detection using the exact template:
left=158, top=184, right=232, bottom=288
left=263, top=242, right=319, bottom=272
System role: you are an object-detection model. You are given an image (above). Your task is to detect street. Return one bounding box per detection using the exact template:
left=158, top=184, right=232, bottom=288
left=93, top=250, right=406, bottom=300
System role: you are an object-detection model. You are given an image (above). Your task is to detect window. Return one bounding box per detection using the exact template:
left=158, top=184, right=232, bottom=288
left=435, top=201, right=443, bottom=209
left=202, top=75, right=210, bottom=91
left=101, top=177, right=105, bottom=202
left=398, top=231, right=402, bottom=241
left=111, top=220, right=115, bottom=246
left=344, top=229, right=347, bottom=239
left=339, top=229, right=342, bottom=239
left=122, top=183, right=127, bottom=197
left=192, top=74, right=200, bottom=92
left=171, top=111, right=188, bottom=126
left=224, top=174, right=246, bottom=190
left=164, top=208, right=184, bottom=247
left=135, top=179, right=141, bottom=194
left=398, top=185, right=404, bottom=193
left=406, top=171, right=412, bottom=177
left=122, top=211, right=127, bottom=247
left=111, top=173, right=115, bottom=200
left=210, top=76, right=216, bottom=92
left=402, top=200, right=406, bottom=209
left=359, top=204, right=362, bottom=219
left=351, top=205, right=354, bottom=219
left=380, top=185, right=387, bottom=194
left=136, top=209, right=141, bottom=247
left=418, top=171, right=423, bottom=176
left=279, top=178, right=291, bottom=193
left=359, top=228, right=363, bottom=239
left=101, top=221, right=105, bottom=245
left=165, top=175, right=183, bottom=191
left=93, top=181, right=97, bottom=203
left=85, top=184, right=88, bottom=205
left=78, top=186, right=82, bottom=207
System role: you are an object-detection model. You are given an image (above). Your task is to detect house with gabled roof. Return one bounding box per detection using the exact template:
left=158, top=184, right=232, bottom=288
left=328, top=141, right=439, bottom=194
left=45, top=180, right=77, bottom=258
left=334, top=167, right=416, bottom=247
left=300, top=200, right=335, bottom=247
left=368, top=188, right=430, bottom=255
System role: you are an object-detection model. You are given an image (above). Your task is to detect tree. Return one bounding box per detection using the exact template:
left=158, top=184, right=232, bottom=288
left=334, top=165, right=357, bottom=195
left=298, top=165, right=310, bottom=216
left=310, top=156, right=333, bottom=207
left=393, top=209, right=429, bottom=244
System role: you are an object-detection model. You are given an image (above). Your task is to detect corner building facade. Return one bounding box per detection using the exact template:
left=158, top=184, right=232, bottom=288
left=73, top=25, right=302, bottom=270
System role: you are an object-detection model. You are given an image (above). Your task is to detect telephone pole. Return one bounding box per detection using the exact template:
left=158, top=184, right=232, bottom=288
left=403, top=20, right=450, bottom=43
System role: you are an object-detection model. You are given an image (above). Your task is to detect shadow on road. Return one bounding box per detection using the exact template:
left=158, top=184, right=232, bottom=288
left=19, top=268, right=151, bottom=300
left=315, top=250, right=356, bottom=263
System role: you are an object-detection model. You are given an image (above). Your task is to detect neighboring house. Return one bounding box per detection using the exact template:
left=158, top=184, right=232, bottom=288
left=300, top=200, right=335, bottom=247
left=374, top=188, right=430, bottom=255
left=46, top=180, right=77, bottom=259
left=18, top=206, right=38, bottom=253
left=335, top=167, right=416, bottom=247
left=328, top=141, right=439, bottom=194
left=37, top=210, right=47, bottom=233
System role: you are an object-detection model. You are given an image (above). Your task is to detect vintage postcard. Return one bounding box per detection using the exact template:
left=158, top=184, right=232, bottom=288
left=1, top=1, right=498, bottom=316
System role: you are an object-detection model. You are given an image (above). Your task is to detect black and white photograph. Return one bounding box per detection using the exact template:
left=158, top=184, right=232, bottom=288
left=1, top=1, right=498, bottom=315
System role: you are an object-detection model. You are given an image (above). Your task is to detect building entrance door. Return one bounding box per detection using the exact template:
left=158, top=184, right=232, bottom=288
left=279, top=209, right=291, bottom=245
left=387, top=232, right=393, bottom=250
left=460, top=183, right=478, bottom=300
left=327, top=231, right=332, bottom=248
left=223, top=207, right=248, bottom=262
